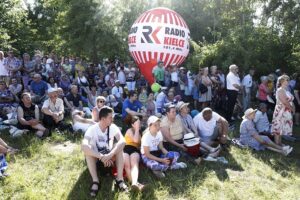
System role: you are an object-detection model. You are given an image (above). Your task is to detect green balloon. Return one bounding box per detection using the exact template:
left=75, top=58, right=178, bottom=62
left=151, top=83, right=161, bottom=93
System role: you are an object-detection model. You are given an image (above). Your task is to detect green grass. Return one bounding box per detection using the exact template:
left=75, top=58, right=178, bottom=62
left=1, top=121, right=300, bottom=200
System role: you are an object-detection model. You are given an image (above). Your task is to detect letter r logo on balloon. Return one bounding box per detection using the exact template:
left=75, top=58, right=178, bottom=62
left=129, top=7, right=190, bottom=84
left=141, top=26, right=162, bottom=44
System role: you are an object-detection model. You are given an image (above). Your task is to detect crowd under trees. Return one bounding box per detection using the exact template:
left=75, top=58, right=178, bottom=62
left=1, top=0, right=300, bottom=76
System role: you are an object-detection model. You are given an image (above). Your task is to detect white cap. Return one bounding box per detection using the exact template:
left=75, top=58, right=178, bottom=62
left=147, top=116, right=160, bottom=126
left=48, top=88, right=58, bottom=94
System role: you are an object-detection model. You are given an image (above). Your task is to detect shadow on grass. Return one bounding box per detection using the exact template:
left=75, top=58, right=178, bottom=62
left=67, top=165, right=158, bottom=200
left=249, top=138, right=300, bottom=178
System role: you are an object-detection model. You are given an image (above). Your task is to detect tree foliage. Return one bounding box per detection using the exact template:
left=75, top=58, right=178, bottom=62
left=0, top=0, right=299, bottom=73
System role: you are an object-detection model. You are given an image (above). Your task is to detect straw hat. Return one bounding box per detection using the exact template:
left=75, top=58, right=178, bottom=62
left=242, top=108, right=257, bottom=119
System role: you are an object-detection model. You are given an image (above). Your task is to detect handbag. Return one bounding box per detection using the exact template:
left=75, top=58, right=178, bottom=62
left=199, top=82, right=208, bottom=94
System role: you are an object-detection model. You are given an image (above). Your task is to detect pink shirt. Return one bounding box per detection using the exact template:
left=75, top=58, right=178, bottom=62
left=258, top=83, right=268, bottom=101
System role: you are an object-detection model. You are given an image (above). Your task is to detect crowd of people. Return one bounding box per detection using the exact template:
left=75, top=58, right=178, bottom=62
left=0, top=50, right=296, bottom=196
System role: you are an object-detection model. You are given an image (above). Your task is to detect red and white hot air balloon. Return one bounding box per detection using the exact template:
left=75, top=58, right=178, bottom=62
left=128, top=7, right=190, bottom=84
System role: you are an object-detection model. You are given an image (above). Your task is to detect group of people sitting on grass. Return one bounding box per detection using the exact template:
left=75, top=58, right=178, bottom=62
left=0, top=50, right=296, bottom=196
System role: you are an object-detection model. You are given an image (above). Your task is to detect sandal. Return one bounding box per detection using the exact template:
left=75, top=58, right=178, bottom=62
left=90, top=181, right=100, bottom=197
left=115, top=179, right=129, bottom=193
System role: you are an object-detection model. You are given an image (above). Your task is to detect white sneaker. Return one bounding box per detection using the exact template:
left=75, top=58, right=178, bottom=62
left=282, top=145, right=291, bottom=152
left=171, top=162, right=187, bottom=169
left=152, top=170, right=165, bottom=178
left=283, top=147, right=293, bottom=156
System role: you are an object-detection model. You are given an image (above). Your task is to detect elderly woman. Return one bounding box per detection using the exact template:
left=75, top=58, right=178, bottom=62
left=199, top=67, right=212, bottom=109
left=257, top=76, right=271, bottom=104
left=271, top=75, right=295, bottom=145
left=91, top=96, right=106, bottom=122
left=240, top=108, right=292, bottom=155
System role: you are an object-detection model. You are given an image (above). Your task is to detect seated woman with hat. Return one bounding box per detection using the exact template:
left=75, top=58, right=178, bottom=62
left=240, top=108, right=293, bottom=155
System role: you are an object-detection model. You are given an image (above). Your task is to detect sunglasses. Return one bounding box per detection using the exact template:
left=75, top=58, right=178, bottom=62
left=98, top=100, right=105, bottom=103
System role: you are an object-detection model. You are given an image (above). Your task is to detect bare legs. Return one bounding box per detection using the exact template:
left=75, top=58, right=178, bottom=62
left=123, top=152, right=140, bottom=185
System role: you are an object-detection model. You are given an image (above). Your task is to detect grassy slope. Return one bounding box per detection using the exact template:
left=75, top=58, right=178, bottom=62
left=0, top=121, right=300, bottom=200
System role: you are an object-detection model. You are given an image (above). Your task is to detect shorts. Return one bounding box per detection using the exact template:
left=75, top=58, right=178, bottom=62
left=17, top=123, right=33, bottom=131
left=123, top=145, right=140, bottom=155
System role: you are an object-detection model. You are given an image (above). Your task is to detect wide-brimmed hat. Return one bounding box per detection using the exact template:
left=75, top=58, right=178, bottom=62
left=183, top=133, right=200, bottom=147
left=176, top=101, right=189, bottom=111
left=242, top=108, right=257, bottom=119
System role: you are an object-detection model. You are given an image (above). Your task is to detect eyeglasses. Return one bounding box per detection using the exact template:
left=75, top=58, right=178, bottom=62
left=98, top=100, right=105, bottom=103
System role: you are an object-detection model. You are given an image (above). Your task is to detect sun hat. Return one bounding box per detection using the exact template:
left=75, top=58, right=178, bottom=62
left=242, top=108, right=257, bottom=119
left=176, top=101, right=189, bottom=111
left=147, top=116, right=160, bottom=126
left=183, top=133, right=200, bottom=147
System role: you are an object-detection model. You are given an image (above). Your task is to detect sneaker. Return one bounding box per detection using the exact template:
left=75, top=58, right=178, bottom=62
left=282, top=145, right=290, bottom=152
left=193, top=157, right=202, bottom=165
left=55, top=128, right=63, bottom=135
left=171, top=162, right=187, bottom=169
left=210, top=144, right=221, bottom=153
left=152, top=170, right=165, bottom=178
left=283, top=147, right=293, bottom=156
left=131, top=182, right=147, bottom=192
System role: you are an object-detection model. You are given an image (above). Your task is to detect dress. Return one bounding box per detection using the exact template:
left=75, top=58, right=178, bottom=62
left=240, top=118, right=271, bottom=150
left=271, top=88, right=293, bottom=136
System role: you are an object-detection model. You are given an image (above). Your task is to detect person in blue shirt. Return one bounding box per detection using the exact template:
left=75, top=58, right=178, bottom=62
left=29, top=73, right=48, bottom=104
left=122, top=91, right=146, bottom=121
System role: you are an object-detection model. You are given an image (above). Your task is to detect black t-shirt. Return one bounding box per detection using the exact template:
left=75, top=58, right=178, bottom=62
left=66, top=93, right=81, bottom=107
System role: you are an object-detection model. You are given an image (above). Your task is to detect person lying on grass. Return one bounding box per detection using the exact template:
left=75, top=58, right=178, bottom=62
left=17, top=92, right=49, bottom=138
left=141, top=115, right=187, bottom=179
left=240, top=108, right=293, bottom=156
left=81, top=106, right=128, bottom=197
left=71, top=109, right=95, bottom=133
left=123, top=116, right=146, bottom=191
left=0, top=138, right=18, bottom=178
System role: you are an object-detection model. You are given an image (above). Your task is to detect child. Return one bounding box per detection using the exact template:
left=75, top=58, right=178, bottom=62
left=141, top=116, right=187, bottom=178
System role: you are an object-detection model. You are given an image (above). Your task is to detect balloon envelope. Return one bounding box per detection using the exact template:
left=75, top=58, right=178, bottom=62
left=128, top=7, right=190, bottom=84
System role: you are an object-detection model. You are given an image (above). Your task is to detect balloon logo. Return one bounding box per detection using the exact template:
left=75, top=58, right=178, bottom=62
left=128, top=7, right=190, bottom=84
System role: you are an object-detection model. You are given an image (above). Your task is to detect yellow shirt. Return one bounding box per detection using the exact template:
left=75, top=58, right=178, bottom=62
left=160, top=116, right=183, bottom=140
left=125, top=131, right=140, bottom=148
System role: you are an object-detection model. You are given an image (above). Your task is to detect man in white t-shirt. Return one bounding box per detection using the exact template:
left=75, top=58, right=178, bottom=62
left=226, top=64, right=241, bottom=122
left=242, top=68, right=255, bottom=111
left=193, top=108, right=229, bottom=145
left=82, top=106, right=128, bottom=196
left=111, top=80, right=123, bottom=102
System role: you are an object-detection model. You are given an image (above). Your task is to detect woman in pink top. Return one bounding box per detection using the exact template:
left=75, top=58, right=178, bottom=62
left=258, top=76, right=270, bottom=102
